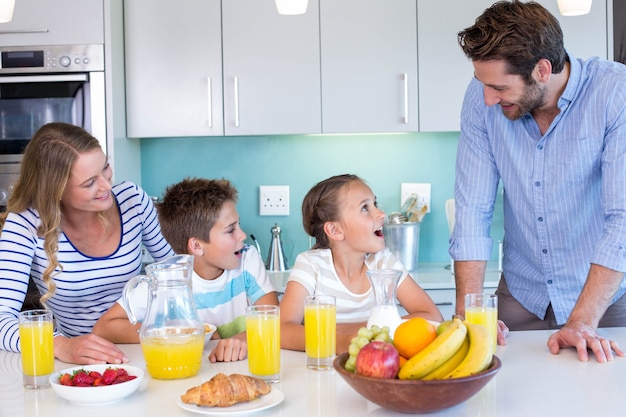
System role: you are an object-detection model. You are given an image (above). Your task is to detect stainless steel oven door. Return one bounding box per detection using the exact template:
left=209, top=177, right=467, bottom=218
left=0, top=72, right=106, bottom=155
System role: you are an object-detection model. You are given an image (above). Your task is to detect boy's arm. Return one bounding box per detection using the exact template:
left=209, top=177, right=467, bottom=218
left=92, top=302, right=141, bottom=344
left=255, top=291, right=279, bottom=306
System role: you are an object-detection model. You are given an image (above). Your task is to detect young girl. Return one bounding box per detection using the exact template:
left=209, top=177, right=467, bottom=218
left=280, top=174, right=443, bottom=354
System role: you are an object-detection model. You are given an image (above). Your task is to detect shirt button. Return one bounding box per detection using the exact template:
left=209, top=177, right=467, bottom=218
left=537, top=144, right=543, bottom=150
left=542, top=249, right=548, bottom=254
left=535, top=181, right=541, bottom=186
left=547, top=279, right=553, bottom=284
left=538, top=217, right=543, bottom=222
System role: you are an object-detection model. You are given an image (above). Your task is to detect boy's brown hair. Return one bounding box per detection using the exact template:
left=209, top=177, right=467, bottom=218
left=157, top=177, right=238, bottom=254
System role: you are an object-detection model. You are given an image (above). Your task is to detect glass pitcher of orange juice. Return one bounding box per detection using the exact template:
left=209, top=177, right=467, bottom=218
left=122, top=254, right=204, bottom=379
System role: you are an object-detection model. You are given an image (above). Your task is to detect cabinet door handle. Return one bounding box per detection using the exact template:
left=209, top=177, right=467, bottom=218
left=0, top=29, right=49, bottom=35
left=207, top=77, right=213, bottom=128
left=403, top=73, right=409, bottom=124
left=234, top=76, right=240, bottom=128
left=435, top=302, right=453, bottom=306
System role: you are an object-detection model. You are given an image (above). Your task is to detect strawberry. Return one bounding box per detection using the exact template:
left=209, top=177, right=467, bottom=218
left=112, top=374, right=137, bottom=384
left=72, top=370, right=94, bottom=386
left=102, top=368, right=118, bottom=385
left=59, top=373, right=73, bottom=386
left=89, top=371, right=102, bottom=380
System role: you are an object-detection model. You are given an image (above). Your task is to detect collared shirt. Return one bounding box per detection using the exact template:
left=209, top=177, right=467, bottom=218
left=450, top=53, right=626, bottom=325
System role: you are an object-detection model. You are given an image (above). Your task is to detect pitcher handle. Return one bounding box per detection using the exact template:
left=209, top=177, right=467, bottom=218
left=122, top=274, right=151, bottom=325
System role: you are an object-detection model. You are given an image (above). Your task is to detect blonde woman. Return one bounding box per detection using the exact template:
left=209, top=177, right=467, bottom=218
left=0, top=122, right=174, bottom=364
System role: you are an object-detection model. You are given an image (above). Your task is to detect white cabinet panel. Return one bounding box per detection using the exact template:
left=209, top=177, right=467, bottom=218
left=124, top=0, right=223, bottom=138
left=426, top=289, right=456, bottom=321
left=125, top=0, right=320, bottom=138
left=0, top=0, right=104, bottom=46
left=320, top=0, right=419, bottom=133
left=417, top=0, right=609, bottom=132
left=222, top=0, right=321, bottom=135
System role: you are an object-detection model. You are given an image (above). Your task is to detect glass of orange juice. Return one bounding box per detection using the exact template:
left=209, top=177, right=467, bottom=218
left=465, top=293, right=498, bottom=354
left=246, top=305, right=280, bottom=383
left=18, top=309, right=54, bottom=389
left=304, top=295, right=336, bottom=370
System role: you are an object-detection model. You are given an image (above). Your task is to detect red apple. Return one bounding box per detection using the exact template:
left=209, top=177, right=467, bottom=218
left=355, top=341, right=400, bottom=379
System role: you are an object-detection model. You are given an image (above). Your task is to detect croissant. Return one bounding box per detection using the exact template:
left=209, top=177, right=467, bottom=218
left=180, top=373, right=271, bottom=407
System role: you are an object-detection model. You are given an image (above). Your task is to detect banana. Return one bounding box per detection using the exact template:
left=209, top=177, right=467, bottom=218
left=443, top=320, right=493, bottom=379
left=397, top=317, right=467, bottom=380
left=421, top=336, right=470, bottom=380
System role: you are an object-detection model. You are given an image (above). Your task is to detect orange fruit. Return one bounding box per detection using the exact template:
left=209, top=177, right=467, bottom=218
left=393, top=317, right=437, bottom=359
left=399, top=355, right=408, bottom=368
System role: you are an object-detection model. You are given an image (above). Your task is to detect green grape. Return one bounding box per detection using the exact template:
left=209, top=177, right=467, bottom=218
left=373, top=332, right=389, bottom=342
left=348, top=343, right=360, bottom=357
left=357, top=327, right=373, bottom=340
left=345, top=355, right=357, bottom=372
left=356, top=336, right=370, bottom=348
left=370, top=325, right=381, bottom=337
left=380, top=326, right=390, bottom=334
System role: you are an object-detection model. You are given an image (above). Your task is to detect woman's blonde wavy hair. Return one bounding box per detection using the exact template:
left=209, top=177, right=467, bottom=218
left=0, top=123, right=102, bottom=306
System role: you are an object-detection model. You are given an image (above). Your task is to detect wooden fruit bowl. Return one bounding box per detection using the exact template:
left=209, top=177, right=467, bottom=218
left=333, top=352, right=501, bottom=414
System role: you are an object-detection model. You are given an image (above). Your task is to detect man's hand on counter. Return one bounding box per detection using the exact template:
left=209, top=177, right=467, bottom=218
left=547, top=321, right=625, bottom=363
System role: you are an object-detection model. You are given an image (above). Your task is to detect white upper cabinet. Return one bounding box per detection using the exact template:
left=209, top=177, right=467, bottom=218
left=417, top=0, right=609, bottom=132
left=221, top=0, right=321, bottom=136
left=320, top=0, right=419, bottom=133
left=125, top=0, right=321, bottom=138
left=124, top=0, right=223, bottom=138
left=0, top=0, right=104, bottom=46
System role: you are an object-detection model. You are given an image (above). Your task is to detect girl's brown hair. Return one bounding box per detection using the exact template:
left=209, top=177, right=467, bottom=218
left=302, top=174, right=363, bottom=249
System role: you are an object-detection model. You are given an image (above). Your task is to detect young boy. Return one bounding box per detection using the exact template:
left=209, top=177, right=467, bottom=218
left=93, top=177, right=278, bottom=362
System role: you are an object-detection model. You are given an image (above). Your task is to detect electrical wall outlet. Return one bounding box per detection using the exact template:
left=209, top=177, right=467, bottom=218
left=401, top=183, right=431, bottom=213
left=259, top=185, right=290, bottom=216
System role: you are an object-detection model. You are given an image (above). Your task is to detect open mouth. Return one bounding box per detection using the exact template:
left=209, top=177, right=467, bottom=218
left=374, top=227, right=384, bottom=237
left=234, top=246, right=248, bottom=256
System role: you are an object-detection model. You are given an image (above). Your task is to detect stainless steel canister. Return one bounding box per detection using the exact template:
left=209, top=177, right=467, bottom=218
left=383, top=222, right=420, bottom=272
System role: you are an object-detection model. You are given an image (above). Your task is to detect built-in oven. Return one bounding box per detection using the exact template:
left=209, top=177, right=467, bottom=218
left=0, top=43, right=106, bottom=208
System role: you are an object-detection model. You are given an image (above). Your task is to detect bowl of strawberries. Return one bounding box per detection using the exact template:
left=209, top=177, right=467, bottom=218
left=50, top=364, right=144, bottom=406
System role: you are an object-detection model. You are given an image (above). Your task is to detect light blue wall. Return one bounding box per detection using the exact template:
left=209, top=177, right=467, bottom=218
left=139, top=132, right=504, bottom=266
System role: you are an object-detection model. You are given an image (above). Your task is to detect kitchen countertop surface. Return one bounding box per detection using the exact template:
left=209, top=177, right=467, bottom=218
left=412, top=262, right=501, bottom=290
left=2, top=327, right=626, bottom=417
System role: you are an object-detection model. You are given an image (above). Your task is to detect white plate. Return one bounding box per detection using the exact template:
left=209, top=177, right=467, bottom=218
left=176, top=389, right=284, bottom=415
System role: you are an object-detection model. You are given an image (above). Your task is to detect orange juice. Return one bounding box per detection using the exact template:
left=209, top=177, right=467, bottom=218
left=304, top=303, right=336, bottom=360
left=141, top=333, right=204, bottom=379
left=465, top=306, right=498, bottom=354
left=246, top=312, right=280, bottom=380
left=19, top=321, right=54, bottom=376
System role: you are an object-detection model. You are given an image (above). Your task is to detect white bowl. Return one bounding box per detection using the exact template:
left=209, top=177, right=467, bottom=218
left=50, top=364, right=144, bottom=406
left=204, top=323, right=217, bottom=344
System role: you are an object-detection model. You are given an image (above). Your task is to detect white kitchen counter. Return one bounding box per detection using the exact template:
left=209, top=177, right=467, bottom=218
left=2, top=327, right=626, bottom=417
left=412, top=262, right=501, bottom=290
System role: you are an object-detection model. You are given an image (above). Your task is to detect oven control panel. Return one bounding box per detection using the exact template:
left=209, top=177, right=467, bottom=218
left=0, top=44, right=104, bottom=74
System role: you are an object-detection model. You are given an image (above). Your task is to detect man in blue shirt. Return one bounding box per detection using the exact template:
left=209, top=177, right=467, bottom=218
left=452, top=0, right=626, bottom=363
